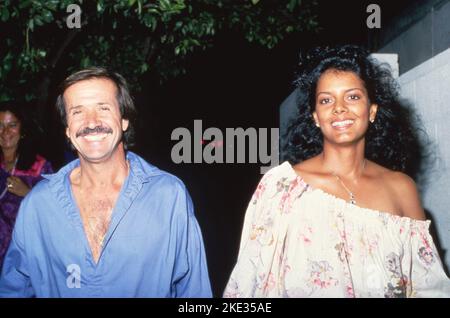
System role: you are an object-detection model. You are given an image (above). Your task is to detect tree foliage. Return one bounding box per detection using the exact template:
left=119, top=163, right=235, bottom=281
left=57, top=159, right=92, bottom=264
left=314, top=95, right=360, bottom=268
left=0, top=0, right=319, bottom=102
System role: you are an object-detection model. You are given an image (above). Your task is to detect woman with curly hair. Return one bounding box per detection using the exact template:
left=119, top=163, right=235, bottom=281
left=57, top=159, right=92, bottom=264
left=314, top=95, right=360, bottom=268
left=224, top=45, right=449, bottom=297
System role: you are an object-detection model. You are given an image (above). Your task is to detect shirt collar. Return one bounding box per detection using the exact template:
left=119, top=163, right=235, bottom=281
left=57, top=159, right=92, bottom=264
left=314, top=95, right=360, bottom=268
left=41, top=151, right=163, bottom=223
left=42, top=151, right=161, bottom=186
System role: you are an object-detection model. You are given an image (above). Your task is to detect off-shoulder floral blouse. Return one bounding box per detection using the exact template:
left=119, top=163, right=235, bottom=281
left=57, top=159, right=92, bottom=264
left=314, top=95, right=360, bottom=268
left=224, top=162, right=450, bottom=298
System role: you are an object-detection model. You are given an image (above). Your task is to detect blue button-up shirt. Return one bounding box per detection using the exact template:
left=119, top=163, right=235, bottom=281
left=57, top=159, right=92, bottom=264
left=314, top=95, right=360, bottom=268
left=0, top=152, right=212, bottom=297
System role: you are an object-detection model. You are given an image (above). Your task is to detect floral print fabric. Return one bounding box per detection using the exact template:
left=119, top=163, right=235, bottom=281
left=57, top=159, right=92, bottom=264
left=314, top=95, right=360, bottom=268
left=224, top=162, right=450, bottom=297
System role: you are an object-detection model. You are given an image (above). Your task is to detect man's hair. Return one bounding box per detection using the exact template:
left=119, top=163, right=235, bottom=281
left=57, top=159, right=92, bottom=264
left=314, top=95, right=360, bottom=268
left=55, top=67, right=136, bottom=149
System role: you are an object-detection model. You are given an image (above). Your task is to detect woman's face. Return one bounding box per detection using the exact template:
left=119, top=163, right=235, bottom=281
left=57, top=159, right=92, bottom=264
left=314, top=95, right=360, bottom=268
left=0, top=111, right=22, bottom=151
left=312, top=69, right=378, bottom=146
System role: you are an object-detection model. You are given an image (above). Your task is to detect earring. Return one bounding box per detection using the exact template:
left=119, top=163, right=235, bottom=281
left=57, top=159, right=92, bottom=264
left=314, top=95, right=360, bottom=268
left=370, top=118, right=375, bottom=123
left=315, top=122, right=320, bottom=127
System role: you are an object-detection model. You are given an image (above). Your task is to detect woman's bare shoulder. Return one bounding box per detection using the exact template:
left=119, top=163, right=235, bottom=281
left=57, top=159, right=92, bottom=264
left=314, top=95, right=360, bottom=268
left=377, top=166, right=426, bottom=220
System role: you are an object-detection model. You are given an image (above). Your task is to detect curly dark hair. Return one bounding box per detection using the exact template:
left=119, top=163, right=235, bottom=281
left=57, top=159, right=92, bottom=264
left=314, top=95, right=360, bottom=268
left=283, top=45, right=424, bottom=175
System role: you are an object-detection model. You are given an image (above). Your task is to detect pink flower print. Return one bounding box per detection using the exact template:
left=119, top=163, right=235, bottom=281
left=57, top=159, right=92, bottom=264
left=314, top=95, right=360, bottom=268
left=335, top=242, right=347, bottom=262
left=385, top=253, right=402, bottom=275
left=298, top=225, right=313, bottom=244
left=261, top=272, right=276, bottom=294
left=280, top=178, right=303, bottom=214
left=418, top=246, right=435, bottom=267
left=419, top=230, right=431, bottom=250
left=283, top=264, right=292, bottom=276
left=252, top=181, right=267, bottom=204
left=346, top=285, right=355, bottom=298
left=308, top=261, right=338, bottom=289
left=223, top=280, right=240, bottom=298
left=276, top=177, right=290, bottom=193
left=250, top=225, right=274, bottom=246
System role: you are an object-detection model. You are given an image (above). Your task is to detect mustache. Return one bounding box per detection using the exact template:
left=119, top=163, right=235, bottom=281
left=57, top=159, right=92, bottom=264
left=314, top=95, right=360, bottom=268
left=76, top=126, right=113, bottom=138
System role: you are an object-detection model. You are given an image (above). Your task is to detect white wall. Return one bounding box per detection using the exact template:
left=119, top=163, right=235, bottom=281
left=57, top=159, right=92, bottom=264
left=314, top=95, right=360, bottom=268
left=398, top=47, right=450, bottom=270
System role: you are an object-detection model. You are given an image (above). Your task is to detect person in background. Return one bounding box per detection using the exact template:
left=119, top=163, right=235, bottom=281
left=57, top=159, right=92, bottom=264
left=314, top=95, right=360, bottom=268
left=224, top=45, right=450, bottom=297
left=0, top=101, right=53, bottom=270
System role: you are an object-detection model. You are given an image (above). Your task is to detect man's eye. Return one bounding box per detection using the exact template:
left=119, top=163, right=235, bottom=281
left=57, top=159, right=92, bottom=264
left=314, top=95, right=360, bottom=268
left=72, top=110, right=81, bottom=115
left=101, top=106, right=110, bottom=111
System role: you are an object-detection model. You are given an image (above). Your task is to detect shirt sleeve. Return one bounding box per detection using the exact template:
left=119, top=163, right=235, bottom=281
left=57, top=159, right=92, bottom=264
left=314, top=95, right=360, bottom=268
left=223, top=170, right=280, bottom=298
left=171, top=182, right=212, bottom=297
left=0, top=197, right=35, bottom=297
left=223, top=165, right=308, bottom=297
left=404, top=221, right=450, bottom=297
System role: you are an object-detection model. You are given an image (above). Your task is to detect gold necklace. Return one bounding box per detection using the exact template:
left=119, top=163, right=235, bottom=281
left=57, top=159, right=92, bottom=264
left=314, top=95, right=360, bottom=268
left=332, top=160, right=366, bottom=205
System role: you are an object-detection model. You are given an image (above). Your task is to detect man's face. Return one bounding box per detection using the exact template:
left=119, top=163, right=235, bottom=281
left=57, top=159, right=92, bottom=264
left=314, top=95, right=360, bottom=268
left=64, top=78, right=129, bottom=163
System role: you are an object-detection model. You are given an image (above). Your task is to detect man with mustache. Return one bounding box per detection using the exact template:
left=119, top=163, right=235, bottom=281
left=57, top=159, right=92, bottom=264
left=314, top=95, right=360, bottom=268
left=0, top=67, right=212, bottom=297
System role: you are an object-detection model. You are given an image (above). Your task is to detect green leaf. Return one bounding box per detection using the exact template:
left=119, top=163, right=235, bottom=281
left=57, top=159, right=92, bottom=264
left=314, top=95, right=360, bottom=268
left=34, top=17, right=43, bottom=26
left=287, top=0, right=297, bottom=12
left=97, top=1, right=104, bottom=13
left=160, top=0, right=171, bottom=11
left=1, top=8, right=9, bottom=22
left=43, top=10, right=53, bottom=23
left=1, top=0, right=319, bottom=94
left=28, top=19, right=34, bottom=31
left=139, top=63, right=149, bottom=73
left=19, top=0, right=33, bottom=9
left=138, top=0, right=142, bottom=15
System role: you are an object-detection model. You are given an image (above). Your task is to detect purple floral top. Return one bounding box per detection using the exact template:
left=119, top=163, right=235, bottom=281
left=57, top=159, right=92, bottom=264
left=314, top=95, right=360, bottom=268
left=0, top=155, right=53, bottom=269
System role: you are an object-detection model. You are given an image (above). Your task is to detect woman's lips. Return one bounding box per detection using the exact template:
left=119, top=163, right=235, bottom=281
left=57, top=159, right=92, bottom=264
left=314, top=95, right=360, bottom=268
left=331, top=119, right=354, bottom=130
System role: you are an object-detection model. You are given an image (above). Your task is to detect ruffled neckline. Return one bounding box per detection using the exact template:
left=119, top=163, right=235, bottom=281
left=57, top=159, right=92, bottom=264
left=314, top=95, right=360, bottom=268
left=279, top=161, right=430, bottom=226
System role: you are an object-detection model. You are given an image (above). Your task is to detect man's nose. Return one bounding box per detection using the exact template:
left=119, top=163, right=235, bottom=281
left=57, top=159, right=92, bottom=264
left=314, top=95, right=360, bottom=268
left=85, top=109, right=101, bottom=128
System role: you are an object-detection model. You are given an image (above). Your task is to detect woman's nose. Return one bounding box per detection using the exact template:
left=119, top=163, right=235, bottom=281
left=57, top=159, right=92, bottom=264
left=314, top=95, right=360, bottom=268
left=332, top=99, right=348, bottom=114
